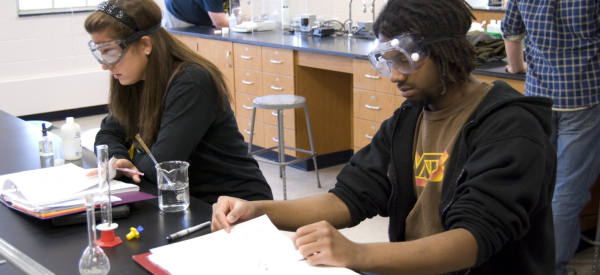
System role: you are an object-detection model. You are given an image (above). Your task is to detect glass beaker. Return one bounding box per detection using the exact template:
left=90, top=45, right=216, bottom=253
left=79, top=194, right=110, bottom=275
left=156, top=161, right=190, bottom=212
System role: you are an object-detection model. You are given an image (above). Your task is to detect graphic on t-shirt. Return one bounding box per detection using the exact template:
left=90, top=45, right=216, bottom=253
left=415, top=150, right=449, bottom=187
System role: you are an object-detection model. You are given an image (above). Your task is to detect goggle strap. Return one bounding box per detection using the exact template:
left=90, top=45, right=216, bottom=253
left=419, top=30, right=465, bottom=47
left=119, top=23, right=162, bottom=49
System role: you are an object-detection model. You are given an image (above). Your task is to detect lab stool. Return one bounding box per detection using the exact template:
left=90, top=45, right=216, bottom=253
left=247, top=95, right=321, bottom=200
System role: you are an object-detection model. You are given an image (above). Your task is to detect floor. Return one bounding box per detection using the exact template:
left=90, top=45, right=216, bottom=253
left=49, top=114, right=599, bottom=274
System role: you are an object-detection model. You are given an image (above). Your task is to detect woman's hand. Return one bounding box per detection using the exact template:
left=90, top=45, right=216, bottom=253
left=84, top=158, right=141, bottom=183
left=292, top=221, right=364, bottom=270
left=211, top=196, right=258, bottom=233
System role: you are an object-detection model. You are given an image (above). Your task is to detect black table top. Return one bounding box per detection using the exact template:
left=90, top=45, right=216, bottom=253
left=168, top=27, right=525, bottom=81
left=0, top=109, right=213, bottom=275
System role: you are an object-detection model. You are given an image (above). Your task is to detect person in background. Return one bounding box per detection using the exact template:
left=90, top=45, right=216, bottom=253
left=211, top=0, right=557, bottom=274
left=502, top=1, right=600, bottom=274
left=84, top=0, right=273, bottom=204
left=162, top=0, right=229, bottom=29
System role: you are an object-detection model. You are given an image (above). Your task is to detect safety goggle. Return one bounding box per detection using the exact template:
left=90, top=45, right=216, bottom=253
left=368, top=30, right=465, bottom=77
left=88, top=23, right=161, bottom=66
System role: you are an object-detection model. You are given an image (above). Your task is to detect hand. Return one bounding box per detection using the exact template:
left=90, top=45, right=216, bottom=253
left=292, top=221, right=363, bottom=269
left=211, top=196, right=257, bottom=233
left=84, top=159, right=141, bottom=183
left=505, top=64, right=526, bottom=74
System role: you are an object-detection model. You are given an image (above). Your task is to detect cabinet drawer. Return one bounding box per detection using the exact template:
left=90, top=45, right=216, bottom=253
left=234, top=43, right=262, bottom=71
left=263, top=109, right=296, bottom=130
left=262, top=73, right=294, bottom=95
left=264, top=124, right=296, bottom=156
left=234, top=68, right=263, bottom=96
left=353, top=59, right=394, bottom=95
left=262, top=47, right=294, bottom=76
left=353, top=118, right=381, bottom=148
left=236, top=116, right=265, bottom=148
left=353, top=89, right=396, bottom=123
left=235, top=92, right=264, bottom=121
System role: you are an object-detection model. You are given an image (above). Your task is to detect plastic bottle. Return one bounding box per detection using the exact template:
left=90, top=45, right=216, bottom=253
left=61, top=117, right=82, bottom=160
left=229, top=13, right=238, bottom=28
left=282, top=5, right=290, bottom=29
left=487, top=19, right=497, bottom=33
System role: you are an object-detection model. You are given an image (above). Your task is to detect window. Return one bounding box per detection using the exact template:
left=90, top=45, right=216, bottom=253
left=18, top=0, right=104, bottom=16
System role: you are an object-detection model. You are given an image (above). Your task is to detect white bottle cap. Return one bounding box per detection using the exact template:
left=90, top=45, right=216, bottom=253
left=66, top=117, right=74, bottom=123
left=214, top=30, right=222, bottom=34
left=222, top=27, right=229, bottom=33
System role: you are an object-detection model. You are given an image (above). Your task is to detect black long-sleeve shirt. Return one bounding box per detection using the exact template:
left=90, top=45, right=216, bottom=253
left=95, top=64, right=273, bottom=203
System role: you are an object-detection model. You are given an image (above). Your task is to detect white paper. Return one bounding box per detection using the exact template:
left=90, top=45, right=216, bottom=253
left=147, top=215, right=356, bottom=275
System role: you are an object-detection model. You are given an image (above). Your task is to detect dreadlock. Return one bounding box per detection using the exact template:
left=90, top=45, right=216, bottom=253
left=373, top=0, right=478, bottom=91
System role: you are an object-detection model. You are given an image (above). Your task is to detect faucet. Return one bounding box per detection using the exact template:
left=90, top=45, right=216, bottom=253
left=348, top=0, right=353, bottom=35
left=371, top=0, right=375, bottom=22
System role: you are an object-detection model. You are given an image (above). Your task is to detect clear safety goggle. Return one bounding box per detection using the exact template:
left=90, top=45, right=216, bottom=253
left=368, top=30, right=465, bottom=77
left=88, top=24, right=161, bottom=66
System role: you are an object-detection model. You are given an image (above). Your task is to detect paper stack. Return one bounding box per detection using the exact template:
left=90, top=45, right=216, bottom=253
left=0, top=164, right=139, bottom=219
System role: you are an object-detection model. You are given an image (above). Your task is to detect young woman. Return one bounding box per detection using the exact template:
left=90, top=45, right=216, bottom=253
left=85, top=0, right=272, bottom=203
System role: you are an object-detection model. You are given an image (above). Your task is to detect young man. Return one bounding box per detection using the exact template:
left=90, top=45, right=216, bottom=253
left=212, top=0, right=557, bottom=274
left=502, top=1, right=600, bottom=274
left=162, top=0, right=229, bottom=29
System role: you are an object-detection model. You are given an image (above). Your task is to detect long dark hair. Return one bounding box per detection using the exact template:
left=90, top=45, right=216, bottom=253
left=84, top=0, right=232, bottom=148
left=373, top=0, right=478, bottom=91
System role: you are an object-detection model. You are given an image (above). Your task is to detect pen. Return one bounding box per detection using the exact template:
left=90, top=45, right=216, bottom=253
left=0, top=259, right=6, bottom=265
left=115, top=167, right=144, bottom=176
left=166, top=221, right=211, bottom=241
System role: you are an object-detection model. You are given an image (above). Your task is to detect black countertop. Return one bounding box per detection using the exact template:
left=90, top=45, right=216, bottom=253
left=168, top=26, right=525, bottom=81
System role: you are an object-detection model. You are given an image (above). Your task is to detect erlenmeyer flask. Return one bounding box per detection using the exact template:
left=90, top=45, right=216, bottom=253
left=79, top=194, right=110, bottom=275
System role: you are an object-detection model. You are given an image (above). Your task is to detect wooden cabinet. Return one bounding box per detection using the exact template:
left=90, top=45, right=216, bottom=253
left=352, top=59, right=405, bottom=152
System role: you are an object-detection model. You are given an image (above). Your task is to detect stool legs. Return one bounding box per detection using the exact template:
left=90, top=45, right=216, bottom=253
left=248, top=107, right=257, bottom=154
left=304, top=105, right=321, bottom=188
left=277, top=109, right=287, bottom=200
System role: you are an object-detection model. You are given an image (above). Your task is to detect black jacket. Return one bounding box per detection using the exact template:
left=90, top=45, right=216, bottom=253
left=331, top=81, right=556, bottom=274
left=95, top=65, right=273, bottom=204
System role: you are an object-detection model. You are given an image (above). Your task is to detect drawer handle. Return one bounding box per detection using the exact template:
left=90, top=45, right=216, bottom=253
left=271, top=112, right=278, bottom=116
left=226, top=51, right=231, bottom=68
left=366, top=134, right=373, bottom=139
left=242, top=80, right=254, bottom=85
left=365, top=74, right=380, bottom=79
left=244, top=130, right=255, bottom=134
left=241, top=55, right=252, bottom=59
left=272, top=137, right=279, bottom=142
left=270, top=60, right=283, bottom=64
left=365, top=104, right=381, bottom=110
left=270, top=86, right=283, bottom=91
left=242, top=105, right=253, bottom=110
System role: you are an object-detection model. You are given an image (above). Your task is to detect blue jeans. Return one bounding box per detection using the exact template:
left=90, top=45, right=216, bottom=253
left=552, top=103, right=600, bottom=275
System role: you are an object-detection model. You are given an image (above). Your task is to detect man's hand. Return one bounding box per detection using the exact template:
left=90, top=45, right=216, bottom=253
left=84, top=158, right=141, bottom=183
left=292, top=221, right=363, bottom=270
left=505, top=64, right=526, bottom=74
left=211, top=196, right=258, bottom=233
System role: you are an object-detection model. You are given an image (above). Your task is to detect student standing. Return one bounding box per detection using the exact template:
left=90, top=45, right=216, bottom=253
left=84, top=0, right=273, bottom=204
left=502, top=1, right=600, bottom=274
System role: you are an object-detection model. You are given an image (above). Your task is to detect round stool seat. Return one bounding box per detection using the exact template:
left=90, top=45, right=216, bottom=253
left=253, top=95, right=306, bottom=110
left=27, top=120, right=53, bottom=131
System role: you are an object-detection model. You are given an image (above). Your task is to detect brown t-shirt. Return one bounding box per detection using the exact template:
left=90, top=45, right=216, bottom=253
left=405, top=82, right=493, bottom=241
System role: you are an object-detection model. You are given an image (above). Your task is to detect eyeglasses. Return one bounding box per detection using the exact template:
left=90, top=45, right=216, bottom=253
left=368, top=30, right=465, bottom=77
left=88, top=23, right=161, bottom=67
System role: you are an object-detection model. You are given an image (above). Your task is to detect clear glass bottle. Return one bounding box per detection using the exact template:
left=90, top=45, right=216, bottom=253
left=38, top=123, right=53, bottom=157
left=79, top=194, right=110, bottom=275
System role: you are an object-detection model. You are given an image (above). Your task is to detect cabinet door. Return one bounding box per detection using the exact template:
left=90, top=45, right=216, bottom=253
left=233, top=43, right=262, bottom=71
left=353, top=118, right=381, bottom=148
left=353, top=59, right=394, bottom=95
left=196, top=38, right=236, bottom=112
left=353, top=89, right=397, bottom=123
left=172, top=34, right=197, bottom=52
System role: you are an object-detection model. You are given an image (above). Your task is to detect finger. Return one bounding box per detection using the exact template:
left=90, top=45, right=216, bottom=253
left=85, top=169, right=99, bottom=177
left=294, top=229, right=321, bottom=249
left=133, top=175, right=141, bottom=183
left=226, top=201, right=246, bottom=224
left=290, top=234, right=298, bottom=250
left=212, top=197, right=233, bottom=233
left=297, top=241, right=322, bottom=261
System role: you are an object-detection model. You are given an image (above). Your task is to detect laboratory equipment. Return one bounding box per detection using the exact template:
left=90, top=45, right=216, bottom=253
left=157, top=161, right=190, bottom=212
left=79, top=194, right=110, bottom=275
left=232, top=20, right=277, bottom=32
left=126, top=226, right=145, bottom=240
left=39, top=123, right=53, bottom=157
left=95, top=145, right=122, bottom=247
left=61, top=117, right=82, bottom=160
left=0, top=238, right=55, bottom=275
left=299, top=14, right=316, bottom=32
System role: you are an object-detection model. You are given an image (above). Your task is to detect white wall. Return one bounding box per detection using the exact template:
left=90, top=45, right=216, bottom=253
left=0, top=0, right=112, bottom=116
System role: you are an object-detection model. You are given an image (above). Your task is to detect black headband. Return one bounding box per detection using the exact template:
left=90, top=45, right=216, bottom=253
left=96, top=1, right=140, bottom=31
